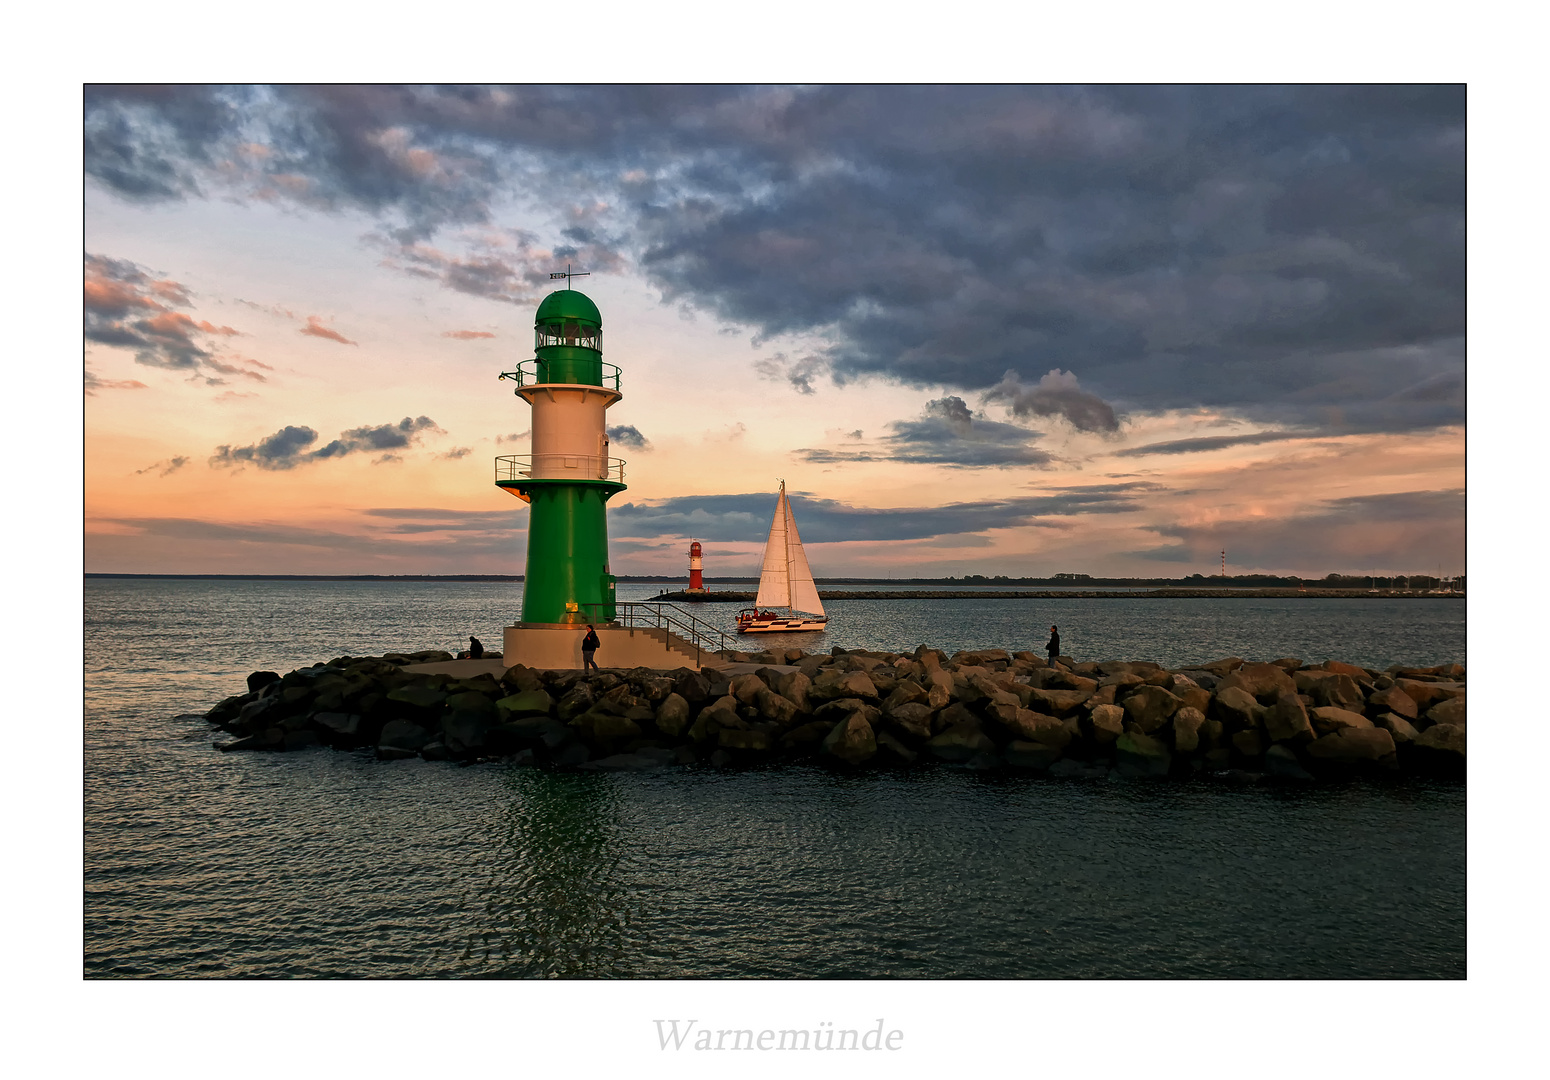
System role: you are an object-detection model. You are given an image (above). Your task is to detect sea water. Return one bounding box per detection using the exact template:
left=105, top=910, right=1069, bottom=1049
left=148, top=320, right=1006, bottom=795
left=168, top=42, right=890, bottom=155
left=84, top=578, right=1465, bottom=978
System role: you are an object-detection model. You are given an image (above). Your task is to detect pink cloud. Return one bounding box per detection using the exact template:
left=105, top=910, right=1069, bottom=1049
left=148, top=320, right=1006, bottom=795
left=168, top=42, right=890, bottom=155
left=442, top=330, right=496, bottom=340
left=300, top=316, right=357, bottom=345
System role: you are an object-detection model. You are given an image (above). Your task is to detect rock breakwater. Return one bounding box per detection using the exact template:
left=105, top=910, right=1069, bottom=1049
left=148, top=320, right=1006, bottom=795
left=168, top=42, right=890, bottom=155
left=204, top=648, right=1465, bottom=781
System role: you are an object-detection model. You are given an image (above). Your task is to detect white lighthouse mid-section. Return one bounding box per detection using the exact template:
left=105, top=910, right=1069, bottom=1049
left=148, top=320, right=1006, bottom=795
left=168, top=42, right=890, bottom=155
left=524, top=383, right=622, bottom=481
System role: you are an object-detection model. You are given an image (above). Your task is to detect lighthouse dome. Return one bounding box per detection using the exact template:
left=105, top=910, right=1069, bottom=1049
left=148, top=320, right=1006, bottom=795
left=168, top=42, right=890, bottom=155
left=535, top=288, right=602, bottom=328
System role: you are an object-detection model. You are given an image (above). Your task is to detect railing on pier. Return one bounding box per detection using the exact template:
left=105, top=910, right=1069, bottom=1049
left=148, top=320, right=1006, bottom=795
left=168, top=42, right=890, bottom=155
left=576, top=601, right=736, bottom=667
left=499, top=358, right=623, bottom=392
left=495, top=454, right=626, bottom=484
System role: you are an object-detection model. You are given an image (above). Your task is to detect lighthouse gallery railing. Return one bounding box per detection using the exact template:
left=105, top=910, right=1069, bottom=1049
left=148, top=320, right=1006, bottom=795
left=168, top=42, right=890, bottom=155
left=499, top=359, right=622, bottom=391
left=496, top=454, right=626, bottom=484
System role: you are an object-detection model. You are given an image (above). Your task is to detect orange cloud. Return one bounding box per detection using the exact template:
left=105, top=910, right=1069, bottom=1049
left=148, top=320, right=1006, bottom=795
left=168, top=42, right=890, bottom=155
left=442, top=330, right=496, bottom=340
left=300, top=316, right=357, bottom=345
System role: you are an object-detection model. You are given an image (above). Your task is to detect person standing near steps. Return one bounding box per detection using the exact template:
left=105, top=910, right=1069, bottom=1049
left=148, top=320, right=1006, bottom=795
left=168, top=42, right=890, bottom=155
left=581, top=624, right=601, bottom=671
left=1046, top=625, right=1061, bottom=667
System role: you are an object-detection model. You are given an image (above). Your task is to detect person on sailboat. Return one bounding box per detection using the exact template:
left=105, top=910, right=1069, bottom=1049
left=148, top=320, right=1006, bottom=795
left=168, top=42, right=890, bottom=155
left=1046, top=625, right=1061, bottom=666
left=581, top=624, right=600, bottom=671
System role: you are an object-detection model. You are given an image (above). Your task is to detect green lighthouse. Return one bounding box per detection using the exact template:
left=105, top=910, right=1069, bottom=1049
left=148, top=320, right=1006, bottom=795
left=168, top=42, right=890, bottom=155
left=496, top=285, right=625, bottom=626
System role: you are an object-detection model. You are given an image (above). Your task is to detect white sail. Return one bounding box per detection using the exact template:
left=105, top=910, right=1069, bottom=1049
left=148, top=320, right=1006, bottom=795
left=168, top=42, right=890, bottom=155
left=783, top=490, right=824, bottom=616
left=753, top=483, right=824, bottom=616
left=754, top=486, right=791, bottom=608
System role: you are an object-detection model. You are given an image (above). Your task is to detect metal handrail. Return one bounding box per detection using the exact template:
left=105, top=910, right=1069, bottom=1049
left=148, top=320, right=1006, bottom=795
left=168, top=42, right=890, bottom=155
left=495, top=454, right=626, bottom=484
left=498, top=358, right=623, bottom=392
left=576, top=601, right=736, bottom=667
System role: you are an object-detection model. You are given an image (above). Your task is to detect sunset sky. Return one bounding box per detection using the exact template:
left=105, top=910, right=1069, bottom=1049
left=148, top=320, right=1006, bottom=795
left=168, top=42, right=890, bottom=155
left=83, top=85, right=1466, bottom=579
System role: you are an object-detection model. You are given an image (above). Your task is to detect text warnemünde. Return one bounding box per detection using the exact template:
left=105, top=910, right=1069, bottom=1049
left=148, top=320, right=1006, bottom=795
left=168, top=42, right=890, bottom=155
left=655, top=1019, right=903, bottom=1051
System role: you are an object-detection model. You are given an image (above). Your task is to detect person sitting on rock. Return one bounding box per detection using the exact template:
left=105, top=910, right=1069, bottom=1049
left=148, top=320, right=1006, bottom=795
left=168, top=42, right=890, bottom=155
left=469, top=636, right=484, bottom=660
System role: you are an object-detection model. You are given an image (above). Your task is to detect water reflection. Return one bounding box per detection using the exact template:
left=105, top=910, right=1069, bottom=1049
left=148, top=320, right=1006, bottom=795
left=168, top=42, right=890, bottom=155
left=457, top=769, right=652, bottom=977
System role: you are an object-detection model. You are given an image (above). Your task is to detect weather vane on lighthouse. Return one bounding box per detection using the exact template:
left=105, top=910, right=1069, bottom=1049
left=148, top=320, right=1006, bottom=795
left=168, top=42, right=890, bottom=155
left=549, top=264, right=590, bottom=288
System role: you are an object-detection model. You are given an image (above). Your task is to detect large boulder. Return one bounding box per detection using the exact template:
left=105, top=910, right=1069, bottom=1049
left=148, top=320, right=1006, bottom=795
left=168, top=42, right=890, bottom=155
left=495, top=689, right=553, bottom=720
left=312, top=712, right=361, bottom=738
left=1375, top=712, right=1421, bottom=745
left=933, top=702, right=980, bottom=735
left=441, top=709, right=490, bottom=754
left=729, top=673, right=768, bottom=705
left=555, top=683, right=596, bottom=721
left=754, top=686, right=801, bottom=726
left=776, top=670, right=812, bottom=712
left=1210, top=686, right=1262, bottom=729
left=1115, top=732, right=1171, bottom=777
left=885, top=702, right=934, bottom=741
left=821, top=712, right=878, bottom=765
left=1367, top=686, right=1418, bottom=721
left=379, top=719, right=431, bottom=752
left=1263, top=694, right=1315, bottom=744
left=780, top=720, right=832, bottom=752
left=1027, top=687, right=1094, bottom=717
left=654, top=693, right=691, bottom=737
left=1122, top=685, right=1181, bottom=734
left=445, top=689, right=496, bottom=715
left=1217, top=662, right=1296, bottom=704
left=883, top=680, right=929, bottom=715
left=1411, top=723, right=1466, bottom=775
left=928, top=720, right=996, bottom=762
left=1395, top=679, right=1465, bottom=713
left=1195, top=657, right=1245, bottom=677
left=1309, top=706, right=1373, bottom=735
left=810, top=668, right=880, bottom=703
left=386, top=684, right=447, bottom=711
left=672, top=669, right=711, bottom=704
left=1425, top=697, right=1466, bottom=727
left=1231, top=729, right=1266, bottom=759
left=1086, top=703, right=1125, bottom=744
left=1296, top=672, right=1365, bottom=710
left=998, top=708, right=1070, bottom=748
left=1307, top=727, right=1397, bottom=767
left=247, top=670, right=281, bottom=694
left=1172, top=706, right=1206, bottom=752
left=874, top=730, right=919, bottom=765
left=1265, top=744, right=1315, bottom=781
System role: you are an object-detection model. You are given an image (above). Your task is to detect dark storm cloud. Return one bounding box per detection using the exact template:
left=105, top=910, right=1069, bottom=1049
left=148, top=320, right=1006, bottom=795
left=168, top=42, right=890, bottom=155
left=84, top=252, right=240, bottom=376
left=1115, top=430, right=1312, bottom=457
left=607, top=424, right=652, bottom=451
left=985, top=370, right=1119, bottom=433
left=1129, top=488, right=1465, bottom=570
left=210, top=417, right=441, bottom=470
left=99, top=513, right=526, bottom=560
left=798, top=396, right=1056, bottom=468
left=86, top=85, right=1465, bottom=432
left=611, top=487, right=1147, bottom=543
left=310, top=416, right=442, bottom=458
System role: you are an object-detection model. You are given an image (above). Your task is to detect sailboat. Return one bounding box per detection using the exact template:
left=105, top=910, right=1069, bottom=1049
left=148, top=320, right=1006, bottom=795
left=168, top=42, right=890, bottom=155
left=736, top=481, right=828, bottom=634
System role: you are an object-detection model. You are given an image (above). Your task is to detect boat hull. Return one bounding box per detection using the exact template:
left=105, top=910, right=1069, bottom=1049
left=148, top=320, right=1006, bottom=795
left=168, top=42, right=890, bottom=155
left=736, top=613, right=828, bottom=634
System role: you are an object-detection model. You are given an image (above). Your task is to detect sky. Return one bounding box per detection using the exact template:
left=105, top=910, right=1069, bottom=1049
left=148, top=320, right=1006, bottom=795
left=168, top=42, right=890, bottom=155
left=83, top=84, right=1466, bottom=579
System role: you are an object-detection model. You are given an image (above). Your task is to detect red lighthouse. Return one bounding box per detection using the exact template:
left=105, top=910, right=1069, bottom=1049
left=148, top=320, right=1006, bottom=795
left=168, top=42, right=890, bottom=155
left=687, top=540, right=706, bottom=595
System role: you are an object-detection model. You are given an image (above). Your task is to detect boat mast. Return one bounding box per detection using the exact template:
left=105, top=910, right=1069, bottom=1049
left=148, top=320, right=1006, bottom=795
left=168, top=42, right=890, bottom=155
left=781, top=480, right=791, bottom=612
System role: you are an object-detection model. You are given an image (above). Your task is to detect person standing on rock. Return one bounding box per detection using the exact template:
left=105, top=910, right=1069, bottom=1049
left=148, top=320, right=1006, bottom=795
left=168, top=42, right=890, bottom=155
left=468, top=636, right=484, bottom=660
left=1046, top=625, right=1061, bottom=666
left=581, top=624, right=601, bottom=671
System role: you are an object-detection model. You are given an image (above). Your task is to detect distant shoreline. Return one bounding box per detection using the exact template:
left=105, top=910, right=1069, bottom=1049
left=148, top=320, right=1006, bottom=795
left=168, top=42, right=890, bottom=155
left=82, top=574, right=1462, bottom=599
left=656, top=589, right=1465, bottom=601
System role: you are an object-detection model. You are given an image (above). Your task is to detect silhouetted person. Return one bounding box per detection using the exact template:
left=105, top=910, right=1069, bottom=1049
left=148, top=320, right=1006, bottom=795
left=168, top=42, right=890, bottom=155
left=468, top=636, right=483, bottom=660
left=1046, top=625, right=1060, bottom=666
left=582, top=624, right=600, bottom=671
